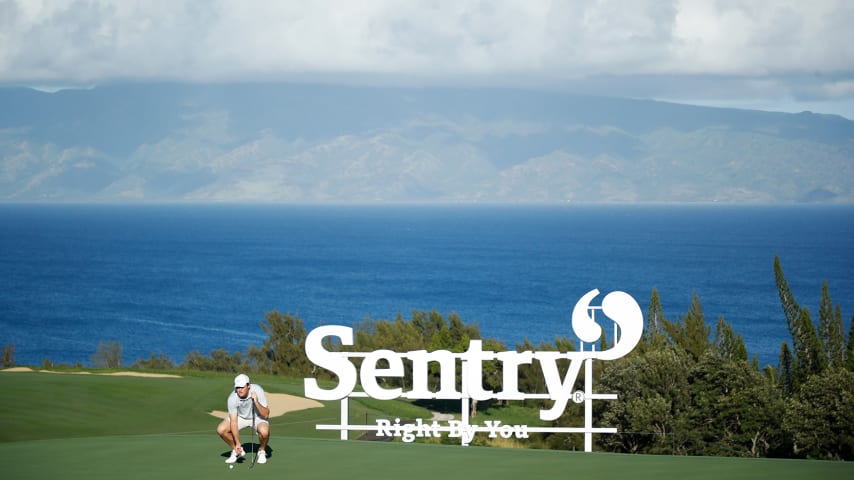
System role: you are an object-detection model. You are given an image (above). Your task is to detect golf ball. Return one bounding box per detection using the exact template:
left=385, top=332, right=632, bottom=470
left=229, top=465, right=233, bottom=470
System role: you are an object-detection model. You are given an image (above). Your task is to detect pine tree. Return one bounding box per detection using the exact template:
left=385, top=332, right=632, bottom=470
left=663, top=292, right=710, bottom=361
left=846, top=314, right=854, bottom=372
left=645, top=288, right=667, bottom=345
left=774, top=256, right=826, bottom=384
left=260, top=310, right=310, bottom=376
left=642, top=288, right=669, bottom=349
left=794, top=307, right=824, bottom=382
left=818, top=282, right=845, bottom=369
left=684, top=293, right=711, bottom=361
left=778, top=342, right=794, bottom=397
left=763, top=364, right=777, bottom=385
left=774, top=257, right=802, bottom=352
left=714, top=316, right=748, bottom=362
left=833, top=305, right=845, bottom=368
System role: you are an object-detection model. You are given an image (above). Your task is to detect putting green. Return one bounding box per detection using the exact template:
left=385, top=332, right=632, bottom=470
left=4, top=434, right=853, bottom=480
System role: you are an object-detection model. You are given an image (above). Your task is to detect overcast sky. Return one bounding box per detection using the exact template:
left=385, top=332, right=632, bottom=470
left=2, top=0, right=853, bottom=118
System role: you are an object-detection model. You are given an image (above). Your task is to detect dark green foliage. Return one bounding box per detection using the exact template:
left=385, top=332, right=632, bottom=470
left=688, top=352, right=784, bottom=457
left=818, top=282, right=845, bottom=369
left=642, top=288, right=670, bottom=352
left=349, top=310, right=504, bottom=397
left=600, top=343, right=787, bottom=458
left=774, top=257, right=828, bottom=386
left=662, top=292, right=711, bottom=361
left=775, top=256, right=801, bottom=342
left=598, top=347, right=694, bottom=454
left=354, top=313, right=433, bottom=353
left=258, top=310, right=311, bottom=376
left=714, top=316, right=748, bottom=362
left=645, top=288, right=666, bottom=341
left=778, top=342, right=794, bottom=397
left=847, top=315, right=854, bottom=371
left=784, top=368, right=854, bottom=460
left=763, top=364, right=777, bottom=385
left=793, top=308, right=824, bottom=383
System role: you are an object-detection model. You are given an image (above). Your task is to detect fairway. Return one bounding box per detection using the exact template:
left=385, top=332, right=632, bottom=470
left=1, top=370, right=851, bottom=480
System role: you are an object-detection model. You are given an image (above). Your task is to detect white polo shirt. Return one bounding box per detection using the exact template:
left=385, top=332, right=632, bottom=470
left=227, top=384, right=269, bottom=421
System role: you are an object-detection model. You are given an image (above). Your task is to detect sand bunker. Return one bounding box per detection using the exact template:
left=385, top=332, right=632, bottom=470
left=208, top=393, right=323, bottom=419
left=1, top=367, right=181, bottom=378
left=99, top=371, right=182, bottom=378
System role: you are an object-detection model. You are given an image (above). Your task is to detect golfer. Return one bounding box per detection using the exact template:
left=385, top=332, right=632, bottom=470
left=216, top=373, right=271, bottom=464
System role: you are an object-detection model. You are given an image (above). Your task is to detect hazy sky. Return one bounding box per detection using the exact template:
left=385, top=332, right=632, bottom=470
left=2, top=0, right=853, bottom=118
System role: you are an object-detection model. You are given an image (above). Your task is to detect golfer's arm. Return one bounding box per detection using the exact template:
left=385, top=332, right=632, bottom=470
left=254, top=399, right=270, bottom=418
left=229, top=415, right=241, bottom=448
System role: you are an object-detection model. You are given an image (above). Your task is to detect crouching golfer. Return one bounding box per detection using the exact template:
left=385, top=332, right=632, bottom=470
left=217, top=374, right=271, bottom=464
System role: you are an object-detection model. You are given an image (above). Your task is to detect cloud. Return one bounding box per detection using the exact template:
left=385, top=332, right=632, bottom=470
left=1, top=0, right=853, bottom=115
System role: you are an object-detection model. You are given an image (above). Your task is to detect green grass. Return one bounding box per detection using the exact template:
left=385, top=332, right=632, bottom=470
left=1, top=370, right=851, bottom=480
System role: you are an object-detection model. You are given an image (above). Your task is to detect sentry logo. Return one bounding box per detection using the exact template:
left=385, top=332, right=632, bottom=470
left=303, top=289, right=643, bottom=451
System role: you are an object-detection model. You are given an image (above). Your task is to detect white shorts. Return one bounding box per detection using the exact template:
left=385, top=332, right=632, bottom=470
left=232, top=414, right=269, bottom=431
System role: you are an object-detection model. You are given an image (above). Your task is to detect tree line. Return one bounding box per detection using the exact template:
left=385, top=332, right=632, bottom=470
left=593, top=256, right=853, bottom=460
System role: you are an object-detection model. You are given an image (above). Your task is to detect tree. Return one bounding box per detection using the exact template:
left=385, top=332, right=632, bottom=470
left=662, top=292, right=711, bottom=361
left=644, top=288, right=668, bottom=347
left=778, top=342, right=794, bottom=397
left=91, top=341, right=123, bottom=368
left=774, top=257, right=825, bottom=385
left=412, top=309, right=446, bottom=344
left=774, top=256, right=801, bottom=343
left=818, top=282, right=845, bottom=369
left=689, top=352, right=785, bottom=457
left=793, top=308, right=824, bottom=383
left=784, top=368, right=854, bottom=460
left=598, top=347, right=694, bottom=454
left=1, top=344, right=14, bottom=368
left=847, top=315, right=854, bottom=372
left=260, top=310, right=309, bottom=376
left=763, top=364, right=777, bottom=386
left=714, top=316, right=748, bottom=362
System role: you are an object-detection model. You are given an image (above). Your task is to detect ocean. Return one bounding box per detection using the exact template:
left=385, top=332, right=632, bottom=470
left=1, top=204, right=852, bottom=368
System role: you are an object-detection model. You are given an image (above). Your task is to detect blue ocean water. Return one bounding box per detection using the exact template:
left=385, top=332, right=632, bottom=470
left=1, top=204, right=852, bottom=368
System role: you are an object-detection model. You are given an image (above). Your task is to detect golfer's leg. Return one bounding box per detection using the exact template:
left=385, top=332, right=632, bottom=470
left=216, top=418, right=235, bottom=448
left=257, top=422, right=270, bottom=451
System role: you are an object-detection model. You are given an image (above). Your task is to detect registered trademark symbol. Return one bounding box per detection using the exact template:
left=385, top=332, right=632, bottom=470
left=573, top=391, right=585, bottom=403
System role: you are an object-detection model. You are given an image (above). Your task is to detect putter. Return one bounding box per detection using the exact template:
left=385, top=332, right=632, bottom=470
left=249, top=398, right=257, bottom=470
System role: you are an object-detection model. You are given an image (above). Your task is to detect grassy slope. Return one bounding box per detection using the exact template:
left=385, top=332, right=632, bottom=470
left=1, top=370, right=851, bottom=480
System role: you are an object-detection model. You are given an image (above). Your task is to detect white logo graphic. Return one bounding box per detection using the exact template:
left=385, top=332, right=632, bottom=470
left=303, top=289, right=643, bottom=451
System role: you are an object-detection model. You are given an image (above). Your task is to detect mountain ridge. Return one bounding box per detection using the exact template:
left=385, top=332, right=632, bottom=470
left=1, top=83, right=851, bottom=203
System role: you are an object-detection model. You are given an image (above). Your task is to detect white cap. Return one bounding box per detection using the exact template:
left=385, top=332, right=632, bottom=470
left=234, top=373, right=250, bottom=388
